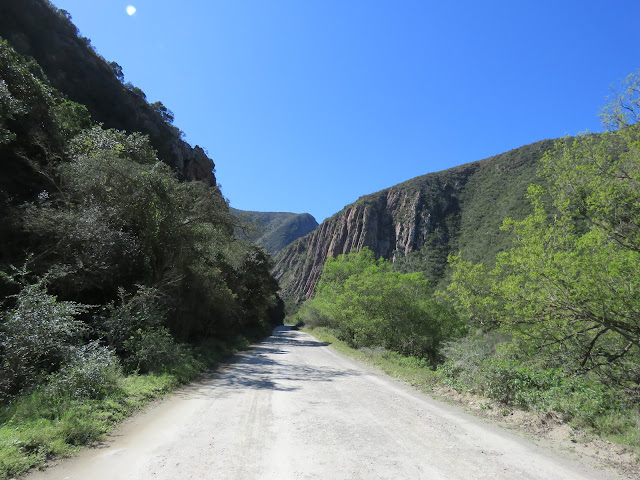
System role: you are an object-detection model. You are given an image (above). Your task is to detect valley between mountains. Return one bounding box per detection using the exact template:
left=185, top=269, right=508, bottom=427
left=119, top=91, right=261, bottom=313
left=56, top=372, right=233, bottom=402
left=2, top=2, right=640, bottom=478
left=25, top=328, right=630, bottom=480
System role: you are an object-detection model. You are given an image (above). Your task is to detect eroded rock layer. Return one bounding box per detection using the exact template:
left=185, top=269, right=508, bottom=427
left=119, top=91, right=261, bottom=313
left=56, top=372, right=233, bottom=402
left=274, top=139, right=555, bottom=301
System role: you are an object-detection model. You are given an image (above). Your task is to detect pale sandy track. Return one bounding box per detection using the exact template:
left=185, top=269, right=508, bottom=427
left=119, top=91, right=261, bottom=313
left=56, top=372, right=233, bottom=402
left=25, top=326, right=627, bottom=479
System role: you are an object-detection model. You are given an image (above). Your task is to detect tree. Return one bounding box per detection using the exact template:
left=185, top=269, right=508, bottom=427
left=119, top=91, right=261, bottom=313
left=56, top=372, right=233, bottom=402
left=447, top=71, right=640, bottom=376
left=600, top=70, right=640, bottom=130
left=299, top=248, right=462, bottom=361
left=150, top=100, right=175, bottom=124
left=108, top=61, right=124, bottom=82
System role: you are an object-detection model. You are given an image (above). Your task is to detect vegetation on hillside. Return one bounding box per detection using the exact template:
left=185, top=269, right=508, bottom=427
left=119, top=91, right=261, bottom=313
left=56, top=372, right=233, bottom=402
left=274, top=135, right=556, bottom=304
left=390, top=140, right=555, bottom=287
left=0, top=31, right=282, bottom=477
left=231, top=208, right=318, bottom=255
left=295, top=71, right=640, bottom=450
left=0, top=0, right=210, bottom=186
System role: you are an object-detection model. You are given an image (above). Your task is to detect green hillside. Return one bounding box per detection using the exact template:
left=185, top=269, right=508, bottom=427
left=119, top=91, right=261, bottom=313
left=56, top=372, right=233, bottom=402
left=231, top=208, right=318, bottom=255
left=394, top=139, right=555, bottom=283
left=0, top=4, right=284, bottom=476
left=274, top=138, right=555, bottom=301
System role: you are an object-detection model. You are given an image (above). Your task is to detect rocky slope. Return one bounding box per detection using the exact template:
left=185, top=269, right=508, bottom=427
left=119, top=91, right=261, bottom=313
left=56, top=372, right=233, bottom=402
left=0, top=0, right=216, bottom=186
left=231, top=209, right=319, bottom=256
left=274, top=139, right=555, bottom=302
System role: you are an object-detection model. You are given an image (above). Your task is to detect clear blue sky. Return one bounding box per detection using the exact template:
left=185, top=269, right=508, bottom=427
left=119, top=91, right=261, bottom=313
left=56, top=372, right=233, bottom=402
left=49, top=0, right=640, bottom=222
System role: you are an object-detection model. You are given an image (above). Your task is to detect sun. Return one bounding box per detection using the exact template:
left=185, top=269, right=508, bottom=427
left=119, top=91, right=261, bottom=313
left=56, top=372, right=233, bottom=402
left=126, top=5, right=136, bottom=16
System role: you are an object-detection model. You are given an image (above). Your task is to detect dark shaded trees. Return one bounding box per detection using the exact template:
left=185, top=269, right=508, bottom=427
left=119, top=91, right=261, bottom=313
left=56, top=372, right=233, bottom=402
left=0, top=37, right=283, bottom=401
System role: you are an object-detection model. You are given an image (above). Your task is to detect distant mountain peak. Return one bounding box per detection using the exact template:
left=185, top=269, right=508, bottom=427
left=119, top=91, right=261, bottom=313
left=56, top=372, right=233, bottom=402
left=231, top=208, right=318, bottom=256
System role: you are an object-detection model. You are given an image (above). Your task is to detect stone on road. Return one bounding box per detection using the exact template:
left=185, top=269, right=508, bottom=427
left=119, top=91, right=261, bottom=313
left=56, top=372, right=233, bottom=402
left=26, top=327, right=624, bottom=479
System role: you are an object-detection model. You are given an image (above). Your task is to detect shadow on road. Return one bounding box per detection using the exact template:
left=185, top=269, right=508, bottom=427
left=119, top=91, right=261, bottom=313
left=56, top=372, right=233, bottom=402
left=178, top=326, right=360, bottom=397
left=268, top=325, right=331, bottom=348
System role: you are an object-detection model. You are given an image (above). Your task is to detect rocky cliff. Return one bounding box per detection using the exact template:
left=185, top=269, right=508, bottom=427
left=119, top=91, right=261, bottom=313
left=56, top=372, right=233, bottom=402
left=0, top=0, right=216, bottom=186
left=274, top=139, right=555, bottom=302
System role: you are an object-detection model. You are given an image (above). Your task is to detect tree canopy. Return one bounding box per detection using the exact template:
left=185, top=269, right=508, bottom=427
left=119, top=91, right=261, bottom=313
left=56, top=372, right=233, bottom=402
left=298, top=248, right=462, bottom=361
left=446, top=70, right=640, bottom=382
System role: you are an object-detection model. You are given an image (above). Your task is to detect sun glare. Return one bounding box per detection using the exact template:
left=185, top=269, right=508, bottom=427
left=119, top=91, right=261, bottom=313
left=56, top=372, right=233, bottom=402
left=126, top=5, right=136, bottom=16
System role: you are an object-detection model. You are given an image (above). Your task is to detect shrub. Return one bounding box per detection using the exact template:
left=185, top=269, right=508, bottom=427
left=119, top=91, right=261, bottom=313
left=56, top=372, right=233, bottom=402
left=438, top=332, right=629, bottom=428
left=123, top=327, right=189, bottom=374
left=302, top=248, right=465, bottom=362
left=438, top=331, right=511, bottom=391
left=47, top=342, right=122, bottom=399
left=295, top=302, right=331, bottom=329
left=100, top=286, right=169, bottom=357
left=0, top=275, right=88, bottom=399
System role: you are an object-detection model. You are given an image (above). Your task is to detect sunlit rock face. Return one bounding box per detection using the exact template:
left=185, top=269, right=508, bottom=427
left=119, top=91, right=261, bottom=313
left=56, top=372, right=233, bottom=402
left=274, top=139, right=555, bottom=302
left=273, top=171, right=472, bottom=302
left=0, top=0, right=217, bottom=187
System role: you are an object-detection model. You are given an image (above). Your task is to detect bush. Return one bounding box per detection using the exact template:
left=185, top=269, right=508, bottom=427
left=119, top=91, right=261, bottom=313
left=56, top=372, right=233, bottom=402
left=123, top=327, right=189, bottom=374
left=47, top=342, right=122, bottom=399
left=438, top=332, right=630, bottom=428
left=100, top=286, right=169, bottom=358
left=295, top=302, right=331, bottom=329
left=438, top=331, right=511, bottom=392
left=0, top=275, right=88, bottom=399
left=302, top=248, right=465, bottom=362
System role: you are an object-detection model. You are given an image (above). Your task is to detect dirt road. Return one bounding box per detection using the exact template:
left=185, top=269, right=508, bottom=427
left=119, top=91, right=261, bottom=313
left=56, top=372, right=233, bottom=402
left=26, top=327, right=626, bottom=479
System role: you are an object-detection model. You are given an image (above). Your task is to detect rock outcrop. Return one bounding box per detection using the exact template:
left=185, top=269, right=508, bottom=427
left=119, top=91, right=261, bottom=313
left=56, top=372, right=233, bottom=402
left=273, top=167, right=470, bottom=301
left=274, top=139, right=555, bottom=302
left=0, top=0, right=216, bottom=186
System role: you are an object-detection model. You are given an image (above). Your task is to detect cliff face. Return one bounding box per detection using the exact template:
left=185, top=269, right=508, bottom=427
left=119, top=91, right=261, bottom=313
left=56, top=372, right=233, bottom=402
left=274, top=139, right=555, bottom=301
left=274, top=164, right=475, bottom=301
left=0, top=0, right=216, bottom=186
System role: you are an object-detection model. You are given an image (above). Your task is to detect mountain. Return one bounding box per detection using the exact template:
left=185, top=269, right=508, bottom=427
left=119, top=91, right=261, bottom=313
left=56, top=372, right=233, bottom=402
left=0, top=0, right=283, bottom=338
left=231, top=209, right=319, bottom=256
left=273, top=139, right=555, bottom=302
left=0, top=5, right=287, bottom=470
left=0, top=0, right=216, bottom=187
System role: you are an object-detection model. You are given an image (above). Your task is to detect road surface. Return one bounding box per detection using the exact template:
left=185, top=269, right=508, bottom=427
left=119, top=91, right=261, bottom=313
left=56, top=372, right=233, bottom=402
left=26, top=326, right=625, bottom=479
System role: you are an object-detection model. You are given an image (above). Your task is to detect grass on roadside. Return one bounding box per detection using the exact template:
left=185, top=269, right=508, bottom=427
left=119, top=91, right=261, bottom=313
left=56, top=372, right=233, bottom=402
left=0, top=334, right=254, bottom=479
left=304, top=326, right=441, bottom=390
left=304, top=326, right=640, bottom=457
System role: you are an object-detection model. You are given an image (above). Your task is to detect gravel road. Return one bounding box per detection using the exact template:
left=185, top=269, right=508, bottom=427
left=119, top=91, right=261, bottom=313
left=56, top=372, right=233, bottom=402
left=26, top=326, right=626, bottom=479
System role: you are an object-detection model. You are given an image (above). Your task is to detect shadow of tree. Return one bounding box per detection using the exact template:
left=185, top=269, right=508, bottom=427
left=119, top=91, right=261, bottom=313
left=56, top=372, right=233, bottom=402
left=178, top=327, right=359, bottom=397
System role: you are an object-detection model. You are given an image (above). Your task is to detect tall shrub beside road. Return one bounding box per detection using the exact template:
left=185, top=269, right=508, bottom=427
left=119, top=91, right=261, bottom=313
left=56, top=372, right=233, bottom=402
left=298, top=248, right=463, bottom=361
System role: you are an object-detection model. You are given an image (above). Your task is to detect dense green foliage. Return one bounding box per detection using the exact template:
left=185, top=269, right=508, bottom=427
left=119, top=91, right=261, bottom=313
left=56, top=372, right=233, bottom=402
left=447, top=117, right=640, bottom=373
left=0, top=30, right=282, bottom=473
left=438, top=72, right=640, bottom=436
left=296, top=249, right=463, bottom=361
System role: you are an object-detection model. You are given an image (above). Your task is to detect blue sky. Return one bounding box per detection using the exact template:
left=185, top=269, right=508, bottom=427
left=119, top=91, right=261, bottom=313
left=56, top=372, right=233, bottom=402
left=50, top=0, right=640, bottom=222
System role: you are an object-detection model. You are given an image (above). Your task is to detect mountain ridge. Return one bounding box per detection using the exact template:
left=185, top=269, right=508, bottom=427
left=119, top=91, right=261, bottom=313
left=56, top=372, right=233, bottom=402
left=274, top=138, right=554, bottom=301
left=231, top=208, right=319, bottom=256
left=0, top=0, right=217, bottom=187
